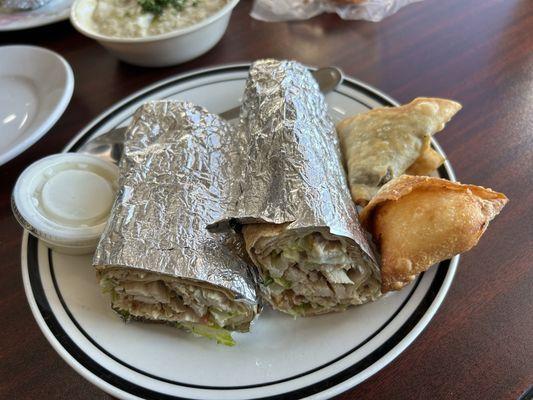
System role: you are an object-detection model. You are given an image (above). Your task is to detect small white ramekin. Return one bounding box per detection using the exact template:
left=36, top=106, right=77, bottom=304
left=12, top=153, right=119, bottom=255
left=70, top=0, right=239, bottom=67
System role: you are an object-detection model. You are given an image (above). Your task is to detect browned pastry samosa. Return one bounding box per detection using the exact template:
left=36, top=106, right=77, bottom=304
left=360, top=175, right=508, bottom=292
left=405, top=136, right=445, bottom=176
left=337, top=98, right=462, bottom=205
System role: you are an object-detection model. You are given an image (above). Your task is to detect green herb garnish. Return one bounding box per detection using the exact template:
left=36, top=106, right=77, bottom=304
left=137, top=0, right=196, bottom=16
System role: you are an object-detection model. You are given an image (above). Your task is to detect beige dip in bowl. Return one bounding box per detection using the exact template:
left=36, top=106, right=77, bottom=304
left=71, top=0, right=239, bottom=66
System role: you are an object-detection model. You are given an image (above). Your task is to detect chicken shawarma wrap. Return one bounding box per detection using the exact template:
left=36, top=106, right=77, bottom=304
left=94, top=101, right=260, bottom=345
left=209, top=59, right=381, bottom=316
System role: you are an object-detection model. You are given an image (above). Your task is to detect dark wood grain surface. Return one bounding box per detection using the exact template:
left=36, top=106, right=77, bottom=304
left=1, top=0, right=532, bottom=399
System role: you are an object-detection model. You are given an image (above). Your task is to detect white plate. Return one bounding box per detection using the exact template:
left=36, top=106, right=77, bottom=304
left=0, top=0, right=72, bottom=31
left=0, top=45, right=73, bottom=166
left=21, top=64, right=459, bottom=400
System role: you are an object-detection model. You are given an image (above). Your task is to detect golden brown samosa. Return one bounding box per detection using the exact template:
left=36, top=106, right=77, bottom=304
left=337, top=98, right=462, bottom=205
left=360, top=175, right=508, bottom=292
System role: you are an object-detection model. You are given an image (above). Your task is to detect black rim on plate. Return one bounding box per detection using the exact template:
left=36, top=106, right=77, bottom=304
left=25, top=64, right=454, bottom=400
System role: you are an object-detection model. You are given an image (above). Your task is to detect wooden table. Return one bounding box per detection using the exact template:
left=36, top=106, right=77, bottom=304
left=1, top=0, right=532, bottom=399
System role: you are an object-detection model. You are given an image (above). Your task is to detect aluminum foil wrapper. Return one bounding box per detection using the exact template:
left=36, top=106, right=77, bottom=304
left=93, top=101, right=258, bottom=305
left=1, top=0, right=51, bottom=10
left=210, top=59, right=377, bottom=264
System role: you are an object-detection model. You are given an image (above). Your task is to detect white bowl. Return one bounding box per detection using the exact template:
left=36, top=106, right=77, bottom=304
left=70, top=0, right=239, bottom=67
left=0, top=45, right=73, bottom=166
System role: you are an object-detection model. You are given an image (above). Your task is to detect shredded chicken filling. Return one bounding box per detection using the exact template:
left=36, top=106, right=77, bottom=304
left=98, top=268, right=254, bottom=331
left=254, top=232, right=380, bottom=315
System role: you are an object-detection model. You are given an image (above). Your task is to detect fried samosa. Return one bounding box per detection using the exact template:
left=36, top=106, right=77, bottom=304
left=360, top=175, right=508, bottom=292
left=336, top=98, right=462, bottom=205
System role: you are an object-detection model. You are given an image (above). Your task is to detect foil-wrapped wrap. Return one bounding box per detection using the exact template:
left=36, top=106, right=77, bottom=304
left=1, top=0, right=51, bottom=10
left=93, top=101, right=259, bottom=345
left=210, top=59, right=382, bottom=316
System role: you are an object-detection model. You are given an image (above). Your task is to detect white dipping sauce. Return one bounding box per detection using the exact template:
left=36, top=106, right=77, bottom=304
left=41, top=169, right=114, bottom=225
left=12, top=153, right=119, bottom=255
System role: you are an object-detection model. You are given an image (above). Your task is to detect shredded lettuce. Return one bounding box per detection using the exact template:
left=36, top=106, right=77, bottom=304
left=282, top=247, right=300, bottom=262
left=287, top=303, right=313, bottom=317
left=179, top=322, right=235, bottom=346
left=100, top=278, right=120, bottom=302
left=113, top=307, right=131, bottom=321
left=273, top=277, right=292, bottom=288
left=209, top=308, right=238, bottom=327
left=100, top=278, right=116, bottom=294
left=269, top=234, right=351, bottom=270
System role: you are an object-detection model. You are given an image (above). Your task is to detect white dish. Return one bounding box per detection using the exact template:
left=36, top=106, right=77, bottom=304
left=0, top=0, right=72, bottom=31
left=0, top=46, right=74, bottom=166
left=70, top=0, right=239, bottom=67
left=21, top=64, right=459, bottom=400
